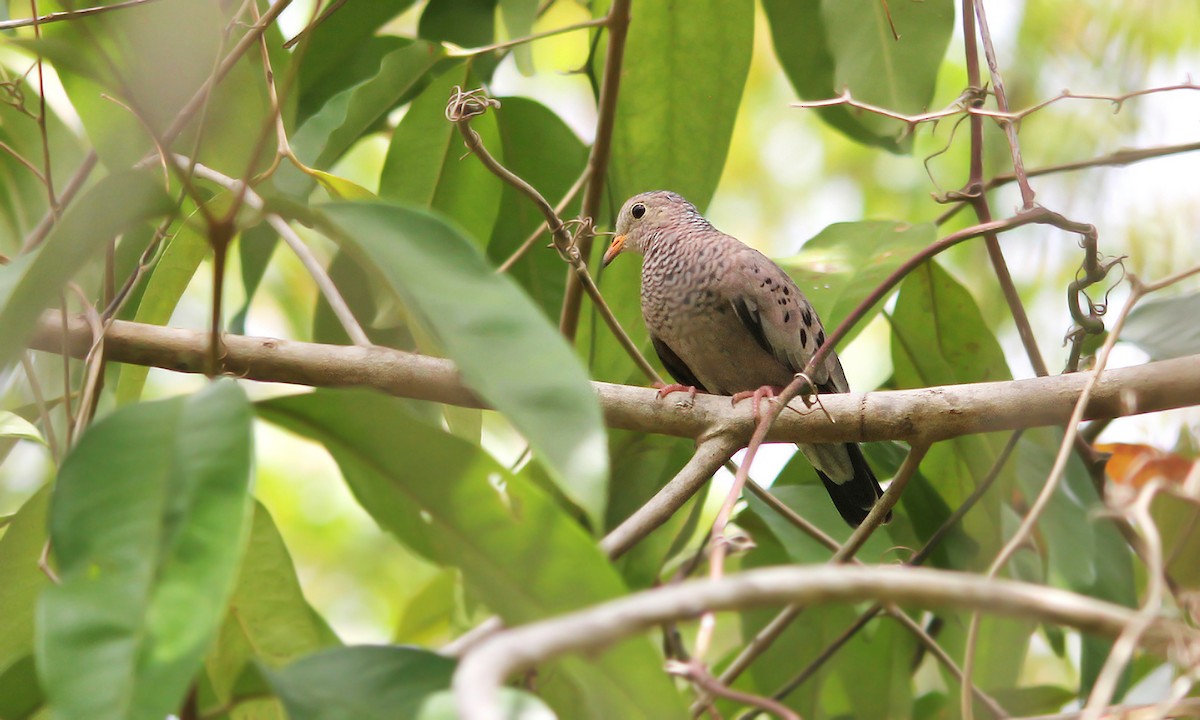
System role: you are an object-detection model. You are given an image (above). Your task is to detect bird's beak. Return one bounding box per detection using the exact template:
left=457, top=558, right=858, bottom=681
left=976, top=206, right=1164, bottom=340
left=602, top=234, right=626, bottom=267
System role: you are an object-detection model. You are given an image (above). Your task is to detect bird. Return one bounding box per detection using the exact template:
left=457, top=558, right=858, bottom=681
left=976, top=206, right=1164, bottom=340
left=602, top=190, right=886, bottom=527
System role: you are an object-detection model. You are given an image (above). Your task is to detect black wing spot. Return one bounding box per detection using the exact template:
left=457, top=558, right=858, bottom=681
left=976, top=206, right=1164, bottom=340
left=783, top=287, right=790, bottom=296
left=783, top=311, right=791, bottom=323
left=816, top=330, right=825, bottom=347
left=731, top=296, right=771, bottom=357
left=802, top=308, right=813, bottom=326
left=800, top=328, right=808, bottom=347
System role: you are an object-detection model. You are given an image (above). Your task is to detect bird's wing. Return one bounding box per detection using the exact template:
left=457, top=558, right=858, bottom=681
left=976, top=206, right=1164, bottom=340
left=726, top=246, right=850, bottom=394
left=650, top=334, right=709, bottom=393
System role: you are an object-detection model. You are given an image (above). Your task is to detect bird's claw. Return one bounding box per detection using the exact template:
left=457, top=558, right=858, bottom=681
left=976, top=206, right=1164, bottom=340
left=655, top=383, right=698, bottom=405
left=731, top=385, right=782, bottom=422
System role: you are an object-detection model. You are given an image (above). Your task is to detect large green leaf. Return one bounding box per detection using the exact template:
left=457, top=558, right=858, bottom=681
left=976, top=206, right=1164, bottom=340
left=487, top=97, right=587, bottom=321
left=264, top=646, right=454, bottom=720
left=37, top=380, right=254, bottom=720
left=779, top=221, right=936, bottom=345
left=292, top=40, right=444, bottom=172
left=762, top=0, right=954, bottom=152
left=318, top=201, right=609, bottom=529
left=258, top=389, right=685, bottom=720
left=603, top=0, right=754, bottom=214
left=0, top=169, right=171, bottom=371
left=295, top=0, right=422, bottom=123
left=0, top=486, right=50, bottom=720
left=890, top=261, right=1031, bottom=692
left=379, top=63, right=503, bottom=246
left=1121, top=291, right=1200, bottom=360
left=1018, top=429, right=1135, bottom=701
left=200, top=503, right=340, bottom=720
left=29, top=0, right=283, bottom=174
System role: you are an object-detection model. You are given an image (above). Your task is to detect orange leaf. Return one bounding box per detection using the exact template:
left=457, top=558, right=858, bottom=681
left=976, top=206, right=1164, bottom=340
left=1097, top=442, right=1195, bottom=488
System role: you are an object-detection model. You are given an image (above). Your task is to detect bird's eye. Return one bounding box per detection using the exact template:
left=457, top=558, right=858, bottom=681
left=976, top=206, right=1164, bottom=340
left=631, top=203, right=646, bottom=219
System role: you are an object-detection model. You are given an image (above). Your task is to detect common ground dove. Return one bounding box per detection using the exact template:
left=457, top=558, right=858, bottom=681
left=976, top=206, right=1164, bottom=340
left=602, top=190, right=885, bottom=526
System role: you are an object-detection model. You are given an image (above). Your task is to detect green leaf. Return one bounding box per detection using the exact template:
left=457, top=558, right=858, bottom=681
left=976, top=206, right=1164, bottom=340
left=0, top=169, right=171, bottom=371
left=762, top=0, right=955, bottom=152
left=114, top=221, right=209, bottom=405
left=292, top=40, right=444, bottom=171
left=379, top=63, right=504, bottom=246
left=0, top=654, right=41, bottom=720
left=890, top=262, right=1036, bottom=693
left=202, top=503, right=339, bottom=719
left=0, top=487, right=51, bottom=686
left=0, top=411, right=45, bottom=446
left=604, top=0, right=754, bottom=214
left=38, top=380, right=254, bottom=720
left=318, top=201, right=609, bottom=530
left=230, top=223, right=279, bottom=335
left=1018, top=428, right=1135, bottom=700
left=258, top=389, right=685, bottom=720
left=1121, top=291, right=1200, bottom=360
left=295, top=0, right=421, bottom=123
left=779, top=221, right=936, bottom=345
left=264, top=646, right=454, bottom=720
left=500, top=0, right=539, bottom=74
left=419, top=0, right=497, bottom=48
left=487, top=96, right=587, bottom=320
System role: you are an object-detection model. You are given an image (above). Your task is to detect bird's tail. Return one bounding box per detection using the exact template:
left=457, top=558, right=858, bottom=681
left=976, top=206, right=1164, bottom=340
left=814, top=442, right=888, bottom=527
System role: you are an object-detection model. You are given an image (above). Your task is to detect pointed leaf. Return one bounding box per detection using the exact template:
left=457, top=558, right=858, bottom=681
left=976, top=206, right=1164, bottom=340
left=1122, top=291, right=1200, bottom=360
left=379, top=63, right=503, bottom=246
left=604, top=0, right=754, bottom=213
left=38, top=380, right=254, bottom=720
left=318, top=201, right=609, bottom=529
left=0, top=169, right=171, bottom=371
left=763, top=0, right=954, bottom=151
left=258, top=389, right=684, bottom=719
left=780, top=221, right=935, bottom=345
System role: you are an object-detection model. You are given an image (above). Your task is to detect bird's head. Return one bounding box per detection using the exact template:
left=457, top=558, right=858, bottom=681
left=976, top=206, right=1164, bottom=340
left=602, top=190, right=703, bottom=267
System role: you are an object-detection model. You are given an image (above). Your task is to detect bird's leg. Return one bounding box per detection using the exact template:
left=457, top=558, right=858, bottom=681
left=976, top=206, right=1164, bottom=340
left=654, top=382, right=698, bottom=402
left=730, top=385, right=784, bottom=422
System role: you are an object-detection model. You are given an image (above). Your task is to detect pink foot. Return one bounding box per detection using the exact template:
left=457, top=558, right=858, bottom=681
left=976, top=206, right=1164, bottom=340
left=731, top=385, right=783, bottom=421
left=655, top=383, right=698, bottom=402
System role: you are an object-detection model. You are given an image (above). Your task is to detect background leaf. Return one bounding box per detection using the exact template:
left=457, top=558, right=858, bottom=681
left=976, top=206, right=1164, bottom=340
left=762, top=0, right=955, bottom=151
left=319, top=201, right=609, bottom=529
left=37, top=380, right=254, bottom=720
left=259, top=389, right=686, bottom=720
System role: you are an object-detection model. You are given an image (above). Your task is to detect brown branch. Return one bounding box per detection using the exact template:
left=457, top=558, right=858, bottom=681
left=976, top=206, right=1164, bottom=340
left=560, top=0, right=632, bottom=340
left=0, top=0, right=166, bottom=31
left=27, top=314, right=1200, bottom=448
left=935, top=141, right=1200, bottom=226
left=452, top=565, right=1200, bottom=720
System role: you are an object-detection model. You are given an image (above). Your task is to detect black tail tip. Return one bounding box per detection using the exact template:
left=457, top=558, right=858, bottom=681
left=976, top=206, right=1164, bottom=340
left=818, top=444, right=890, bottom=528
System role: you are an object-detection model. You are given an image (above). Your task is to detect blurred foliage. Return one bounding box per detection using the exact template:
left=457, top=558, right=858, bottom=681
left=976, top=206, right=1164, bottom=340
left=0, top=0, right=1198, bottom=718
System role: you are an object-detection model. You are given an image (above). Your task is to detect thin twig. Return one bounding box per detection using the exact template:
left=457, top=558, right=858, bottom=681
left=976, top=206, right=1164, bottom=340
left=497, top=167, right=590, bottom=273
left=935, top=141, right=1200, bottom=226
left=560, top=0, right=632, bottom=340
left=669, top=660, right=798, bottom=720
left=447, top=87, right=663, bottom=384
left=184, top=158, right=372, bottom=348
left=445, top=16, right=608, bottom=57
left=19, top=354, right=59, bottom=460
left=1082, top=481, right=1168, bottom=720
left=0, top=0, right=166, bottom=31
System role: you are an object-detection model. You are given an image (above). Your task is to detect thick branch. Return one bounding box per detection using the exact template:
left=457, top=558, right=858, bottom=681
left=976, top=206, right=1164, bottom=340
left=452, top=565, right=1199, bottom=720
left=28, top=314, right=1200, bottom=446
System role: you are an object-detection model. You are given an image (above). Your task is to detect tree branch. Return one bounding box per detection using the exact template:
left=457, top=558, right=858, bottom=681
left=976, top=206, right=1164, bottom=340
left=452, top=565, right=1199, bottom=720
left=27, top=314, right=1200, bottom=448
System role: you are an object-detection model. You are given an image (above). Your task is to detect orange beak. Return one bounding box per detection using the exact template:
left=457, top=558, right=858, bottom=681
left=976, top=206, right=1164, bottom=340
left=602, top=234, right=626, bottom=267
